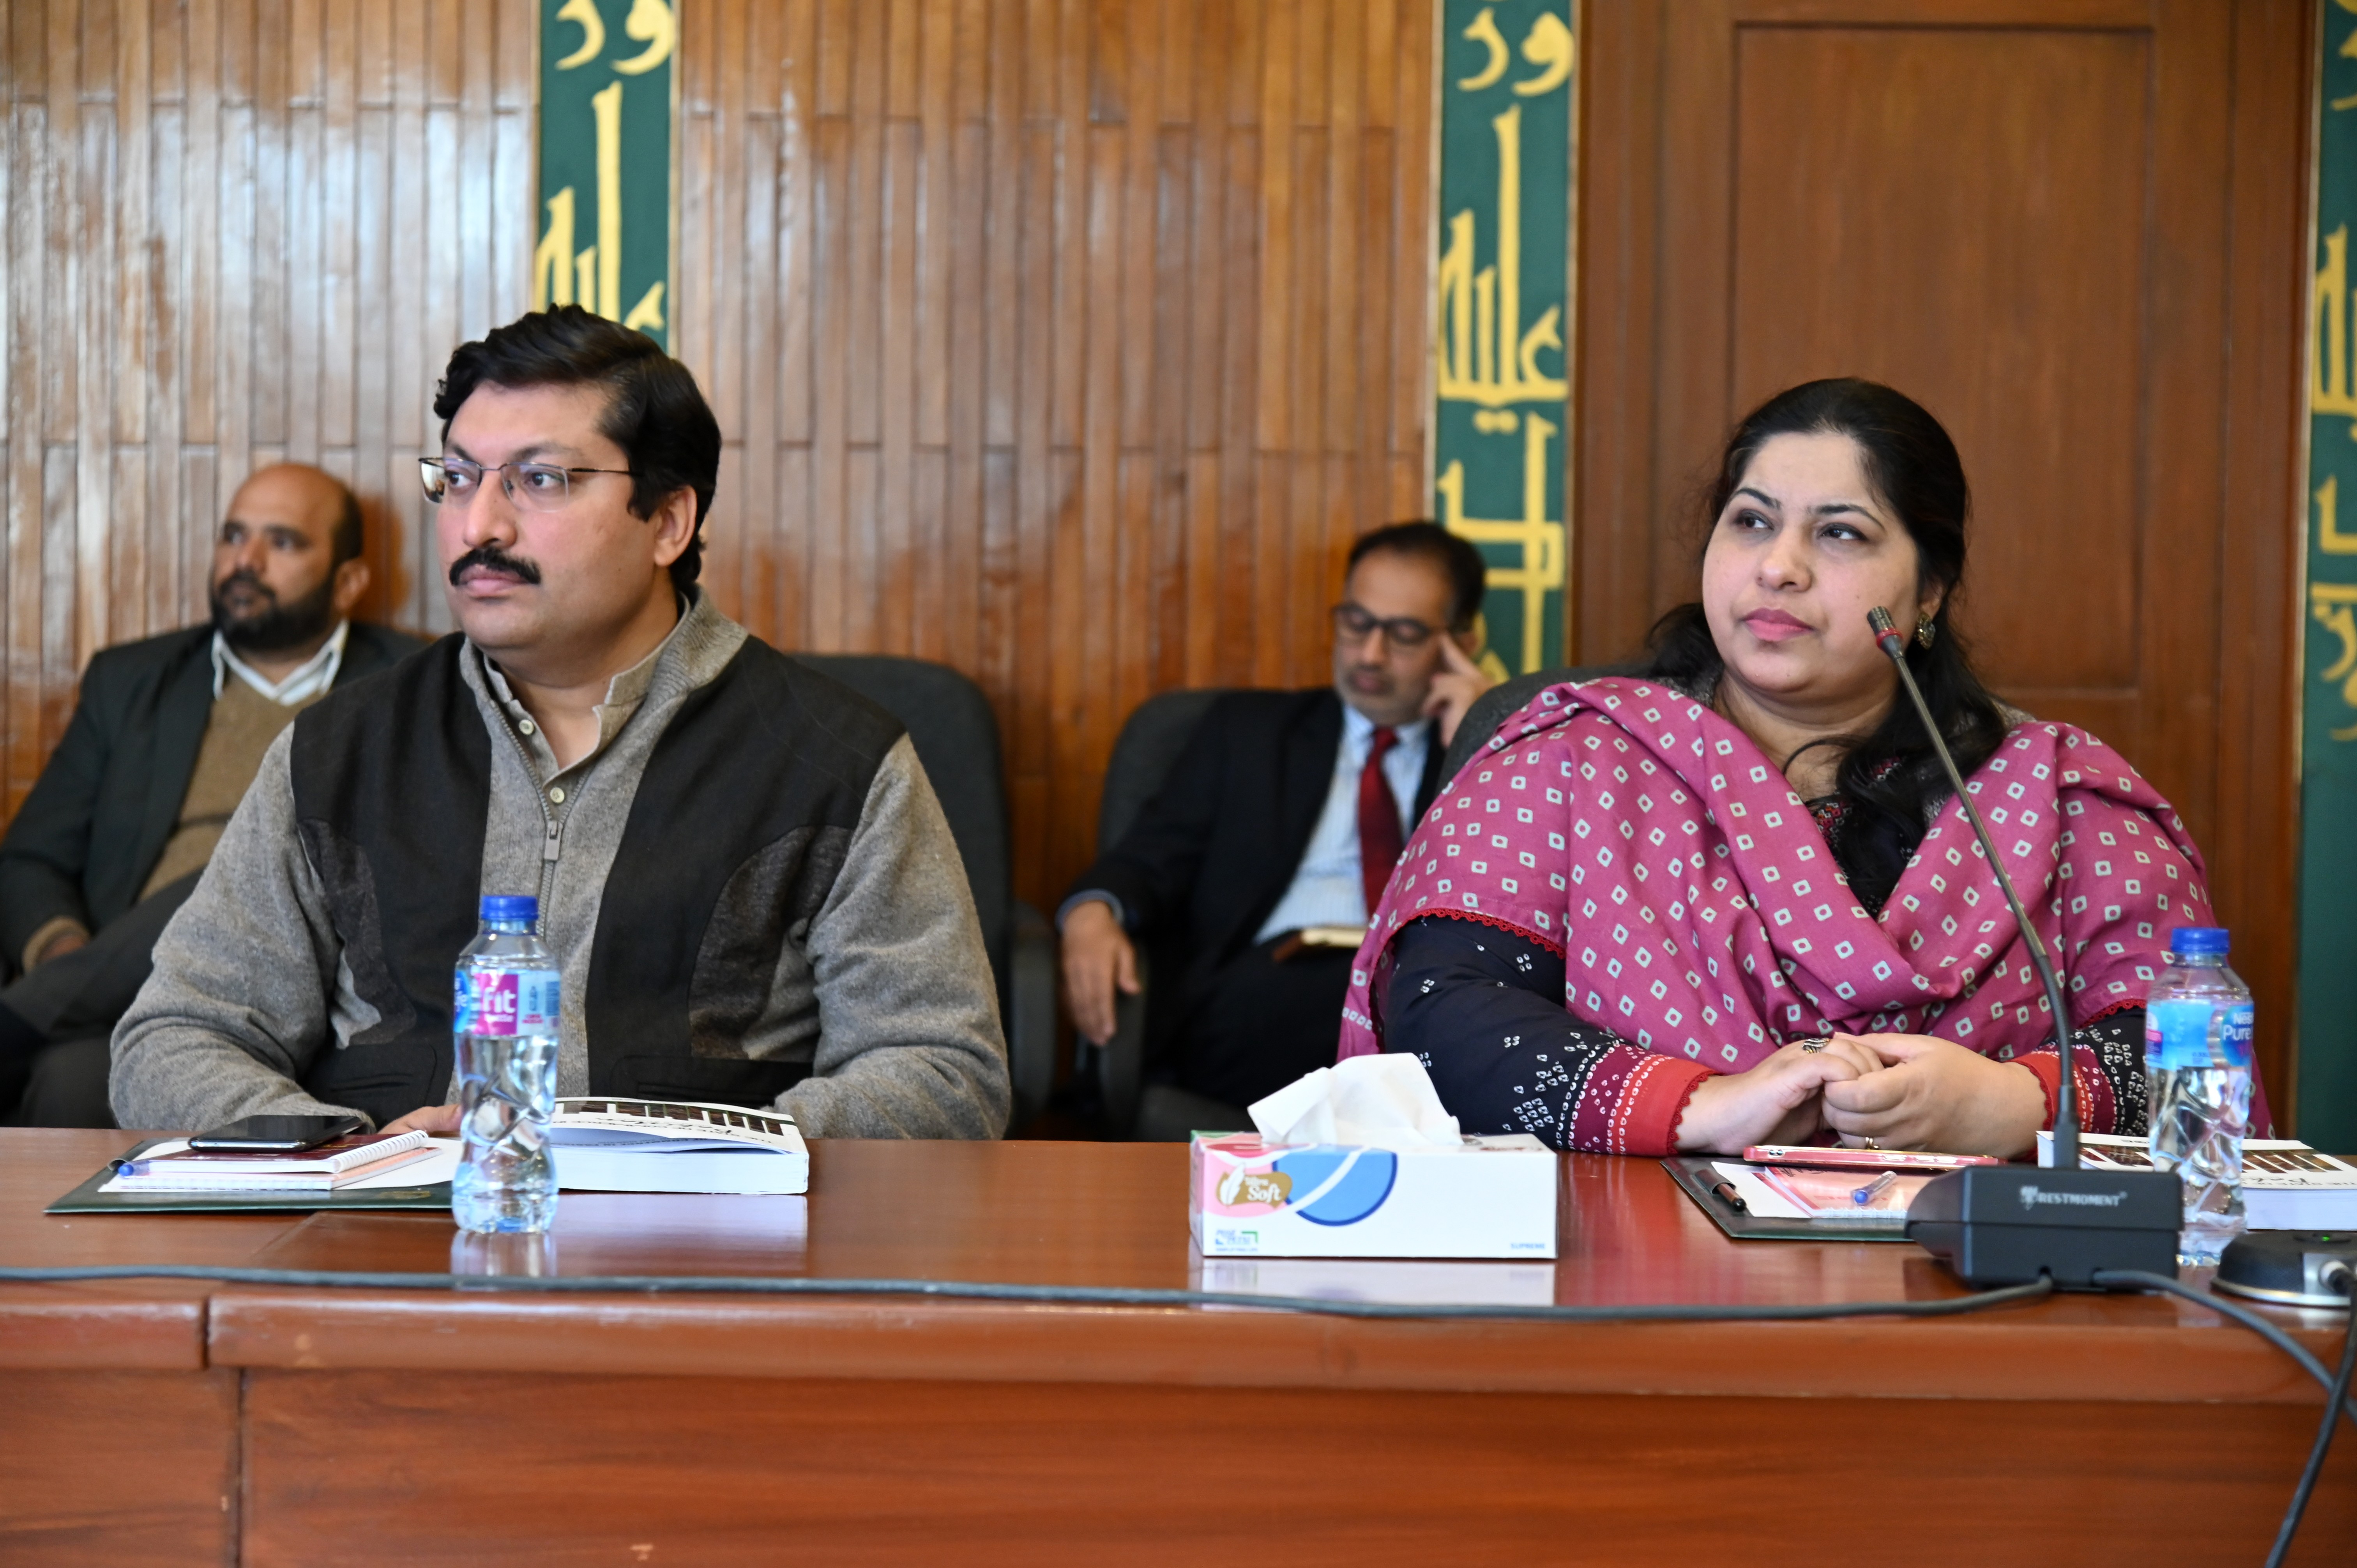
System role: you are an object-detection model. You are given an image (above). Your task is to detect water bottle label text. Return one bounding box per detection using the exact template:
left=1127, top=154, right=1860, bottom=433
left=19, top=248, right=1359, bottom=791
left=457, top=969, right=560, bottom=1037
left=2145, top=999, right=2254, bottom=1069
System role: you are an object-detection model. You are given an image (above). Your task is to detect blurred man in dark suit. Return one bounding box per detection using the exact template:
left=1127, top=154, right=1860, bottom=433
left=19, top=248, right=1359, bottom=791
left=1060, top=522, right=1497, bottom=1114
left=0, top=464, right=422, bottom=1125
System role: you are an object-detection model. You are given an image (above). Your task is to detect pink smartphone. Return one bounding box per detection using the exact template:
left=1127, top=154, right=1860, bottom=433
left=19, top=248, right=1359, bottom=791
left=1742, top=1144, right=2004, bottom=1172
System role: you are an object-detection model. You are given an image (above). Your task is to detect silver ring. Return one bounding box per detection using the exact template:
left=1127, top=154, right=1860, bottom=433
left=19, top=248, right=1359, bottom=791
left=1798, top=1037, right=1829, bottom=1053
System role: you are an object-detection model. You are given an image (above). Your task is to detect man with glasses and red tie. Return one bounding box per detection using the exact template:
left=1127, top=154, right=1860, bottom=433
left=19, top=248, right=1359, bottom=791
left=113, top=306, right=1010, bottom=1141
left=1060, top=523, right=1497, bottom=1122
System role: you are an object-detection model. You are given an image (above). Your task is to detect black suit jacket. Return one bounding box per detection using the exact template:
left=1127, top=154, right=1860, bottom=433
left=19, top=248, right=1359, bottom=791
left=1069, top=688, right=1445, bottom=1012
left=0, top=620, right=424, bottom=964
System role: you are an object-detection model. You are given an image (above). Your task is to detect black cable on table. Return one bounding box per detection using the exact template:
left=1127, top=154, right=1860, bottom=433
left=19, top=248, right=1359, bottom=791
left=2261, top=1268, right=2357, bottom=1568
left=2093, top=1269, right=2357, bottom=1434
left=0, top=1263, right=2055, bottom=1323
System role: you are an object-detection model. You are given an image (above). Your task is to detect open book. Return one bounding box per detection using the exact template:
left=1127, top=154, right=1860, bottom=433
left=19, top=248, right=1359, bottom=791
left=2037, top=1131, right=2357, bottom=1231
left=549, top=1099, right=809, bottom=1195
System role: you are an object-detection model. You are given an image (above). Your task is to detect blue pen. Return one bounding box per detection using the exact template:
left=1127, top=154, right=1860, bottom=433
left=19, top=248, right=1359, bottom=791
left=1852, top=1171, right=1898, bottom=1207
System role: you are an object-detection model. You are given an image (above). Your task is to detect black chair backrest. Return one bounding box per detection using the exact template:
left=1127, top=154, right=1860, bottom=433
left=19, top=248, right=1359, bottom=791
left=793, top=654, right=1011, bottom=979
left=1438, top=664, right=1621, bottom=785
left=1097, top=689, right=1232, bottom=852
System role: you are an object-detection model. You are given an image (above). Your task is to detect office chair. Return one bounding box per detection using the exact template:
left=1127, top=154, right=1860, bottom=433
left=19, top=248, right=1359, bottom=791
left=793, top=654, right=1056, bottom=1132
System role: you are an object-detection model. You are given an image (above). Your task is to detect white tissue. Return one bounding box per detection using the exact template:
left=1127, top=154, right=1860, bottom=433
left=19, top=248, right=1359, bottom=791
left=1247, top=1054, right=1464, bottom=1150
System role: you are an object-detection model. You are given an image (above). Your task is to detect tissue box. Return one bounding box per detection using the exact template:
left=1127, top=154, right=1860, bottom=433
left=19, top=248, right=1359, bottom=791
left=1189, top=1132, right=1557, bottom=1259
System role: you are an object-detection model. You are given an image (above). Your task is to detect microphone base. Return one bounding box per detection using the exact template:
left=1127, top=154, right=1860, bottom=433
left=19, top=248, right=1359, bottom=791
left=2214, top=1231, right=2357, bottom=1308
left=1905, top=1166, right=2183, bottom=1290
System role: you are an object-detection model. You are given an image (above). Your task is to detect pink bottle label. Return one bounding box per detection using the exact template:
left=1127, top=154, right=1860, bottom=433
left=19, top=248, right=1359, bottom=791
left=460, top=970, right=558, bottom=1036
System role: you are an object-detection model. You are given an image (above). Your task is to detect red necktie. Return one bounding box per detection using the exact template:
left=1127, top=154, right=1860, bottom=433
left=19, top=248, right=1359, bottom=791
left=1358, top=726, right=1405, bottom=917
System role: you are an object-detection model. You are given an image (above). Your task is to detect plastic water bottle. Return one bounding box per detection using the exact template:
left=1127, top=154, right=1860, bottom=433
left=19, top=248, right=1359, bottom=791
left=2145, top=925, right=2254, bottom=1266
left=452, top=894, right=561, bottom=1234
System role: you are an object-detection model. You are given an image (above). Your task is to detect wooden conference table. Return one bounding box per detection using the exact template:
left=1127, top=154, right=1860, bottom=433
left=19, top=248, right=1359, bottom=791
left=1, top=1130, right=2350, bottom=1565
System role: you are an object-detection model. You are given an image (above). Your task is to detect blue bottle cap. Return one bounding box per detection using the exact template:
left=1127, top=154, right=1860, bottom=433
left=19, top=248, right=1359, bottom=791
left=480, top=894, right=539, bottom=922
left=2169, top=926, right=2229, bottom=956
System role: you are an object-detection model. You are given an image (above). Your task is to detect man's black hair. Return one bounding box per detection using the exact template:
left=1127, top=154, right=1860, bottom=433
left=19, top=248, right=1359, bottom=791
left=329, top=480, right=364, bottom=569
left=1346, top=521, right=1488, bottom=630
left=431, top=305, right=721, bottom=590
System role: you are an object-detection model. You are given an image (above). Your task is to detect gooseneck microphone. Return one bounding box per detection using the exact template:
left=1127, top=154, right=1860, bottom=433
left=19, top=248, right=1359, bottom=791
left=1865, top=606, right=2181, bottom=1288
left=1867, top=607, right=2083, bottom=1168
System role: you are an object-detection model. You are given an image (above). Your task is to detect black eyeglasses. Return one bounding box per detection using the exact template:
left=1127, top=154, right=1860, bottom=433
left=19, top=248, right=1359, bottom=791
left=1331, top=602, right=1444, bottom=649
left=419, top=457, right=634, bottom=512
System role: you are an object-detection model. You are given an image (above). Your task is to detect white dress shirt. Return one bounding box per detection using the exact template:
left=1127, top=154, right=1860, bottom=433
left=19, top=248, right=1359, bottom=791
left=212, top=619, right=350, bottom=705
left=1251, top=707, right=1430, bottom=943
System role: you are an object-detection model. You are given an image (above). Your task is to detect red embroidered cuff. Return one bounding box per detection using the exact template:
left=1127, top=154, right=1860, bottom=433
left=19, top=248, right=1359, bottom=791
left=2016, top=1053, right=2061, bottom=1132
left=1620, top=1055, right=1715, bottom=1158
left=2013, top=1049, right=2107, bottom=1135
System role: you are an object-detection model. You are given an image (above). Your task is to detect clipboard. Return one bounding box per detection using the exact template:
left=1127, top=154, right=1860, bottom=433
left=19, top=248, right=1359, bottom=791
left=1661, top=1156, right=1913, bottom=1243
left=46, top=1138, right=453, bottom=1215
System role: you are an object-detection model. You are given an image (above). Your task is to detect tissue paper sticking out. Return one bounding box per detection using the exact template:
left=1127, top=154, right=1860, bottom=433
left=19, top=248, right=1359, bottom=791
left=1247, top=1054, right=1463, bottom=1150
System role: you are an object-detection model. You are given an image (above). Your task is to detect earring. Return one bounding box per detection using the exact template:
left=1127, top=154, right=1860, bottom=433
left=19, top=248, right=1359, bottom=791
left=1915, top=613, right=1937, bottom=650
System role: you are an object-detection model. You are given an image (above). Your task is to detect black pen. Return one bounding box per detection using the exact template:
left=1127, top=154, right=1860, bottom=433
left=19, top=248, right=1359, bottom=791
left=1709, top=1179, right=1747, bottom=1213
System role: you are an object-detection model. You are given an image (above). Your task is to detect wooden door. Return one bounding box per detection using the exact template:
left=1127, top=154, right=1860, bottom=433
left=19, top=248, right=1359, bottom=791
left=1576, top=0, right=2311, bottom=1121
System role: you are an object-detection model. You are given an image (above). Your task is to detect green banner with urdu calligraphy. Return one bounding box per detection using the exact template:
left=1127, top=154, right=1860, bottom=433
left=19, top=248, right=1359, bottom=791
left=535, top=0, right=677, bottom=348
left=2302, top=3, right=2357, bottom=1151
left=1432, top=0, right=1576, bottom=680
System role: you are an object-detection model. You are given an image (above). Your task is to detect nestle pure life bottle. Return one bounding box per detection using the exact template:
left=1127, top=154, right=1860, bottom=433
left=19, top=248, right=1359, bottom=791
left=452, top=894, right=561, bottom=1234
left=2144, top=925, right=2254, bottom=1266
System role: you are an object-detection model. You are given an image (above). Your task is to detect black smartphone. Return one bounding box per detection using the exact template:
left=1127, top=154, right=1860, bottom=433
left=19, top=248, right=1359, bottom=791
left=186, top=1114, right=367, bottom=1152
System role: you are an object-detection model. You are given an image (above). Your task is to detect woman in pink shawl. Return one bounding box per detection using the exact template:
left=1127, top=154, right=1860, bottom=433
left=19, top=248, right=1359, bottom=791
left=1341, top=379, right=2266, bottom=1158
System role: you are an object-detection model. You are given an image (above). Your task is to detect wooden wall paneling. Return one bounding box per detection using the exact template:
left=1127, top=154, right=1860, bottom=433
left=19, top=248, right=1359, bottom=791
left=0, top=0, right=1435, bottom=916
left=0, top=0, right=541, bottom=780
left=2210, top=0, right=2312, bottom=1129
left=1727, top=23, right=2155, bottom=738
left=6, top=8, right=41, bottom=812
left=112, top=0, right=152, bottom=638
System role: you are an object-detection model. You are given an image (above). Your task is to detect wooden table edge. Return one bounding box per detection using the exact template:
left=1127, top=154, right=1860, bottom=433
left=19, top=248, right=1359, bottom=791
left=0, top=1288, right=210, bottom=1370
left=202, top=1286, right=2348, bottom=1405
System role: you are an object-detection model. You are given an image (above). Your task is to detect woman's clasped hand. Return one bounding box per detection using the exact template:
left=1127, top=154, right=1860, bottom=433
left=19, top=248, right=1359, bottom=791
left=1671, top=1031, right=2047, bottom=1159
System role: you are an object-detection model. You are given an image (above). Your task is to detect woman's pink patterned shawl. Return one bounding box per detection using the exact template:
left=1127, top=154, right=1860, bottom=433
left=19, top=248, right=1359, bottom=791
left=1339, top=678, right=2215, bottom=1073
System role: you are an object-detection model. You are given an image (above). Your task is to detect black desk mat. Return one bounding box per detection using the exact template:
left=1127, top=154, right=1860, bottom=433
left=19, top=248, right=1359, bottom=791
left=1661, top=1155, right=1912, bottom=1243
left=46, top=1138, right=452, bottom=1215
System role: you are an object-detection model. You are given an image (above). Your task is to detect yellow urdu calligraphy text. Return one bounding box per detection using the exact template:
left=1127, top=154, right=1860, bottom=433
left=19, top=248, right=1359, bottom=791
left=1438, top=413, right=1565, bottom=676
left=2312, top=581, right=2357, bottom=740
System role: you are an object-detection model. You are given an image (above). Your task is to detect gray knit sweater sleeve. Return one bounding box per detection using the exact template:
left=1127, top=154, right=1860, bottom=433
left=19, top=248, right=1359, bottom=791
left=110, top=730, right=368, bottom=1130
left=782, top=735, right=1011, bottom=1138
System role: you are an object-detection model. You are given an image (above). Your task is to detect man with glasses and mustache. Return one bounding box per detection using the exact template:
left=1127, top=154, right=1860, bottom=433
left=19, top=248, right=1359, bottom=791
left=0, top=464, right=422, bottom=1125
left=1059, top=523, right=1497, bottom=1126
left=113, top=307, right=1009, bottom=1141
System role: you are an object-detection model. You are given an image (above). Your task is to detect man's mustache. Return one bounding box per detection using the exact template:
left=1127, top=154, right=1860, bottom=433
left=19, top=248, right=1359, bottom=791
left=448, top=544, right=542, bottom=587
left=215, top=568, right=276, bottom=604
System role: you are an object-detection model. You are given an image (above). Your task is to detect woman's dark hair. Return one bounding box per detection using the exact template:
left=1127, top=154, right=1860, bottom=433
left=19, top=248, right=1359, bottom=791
left=433, top=306, right=721, bottom=589
left=1643, top=377, right=2011, bottom=911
